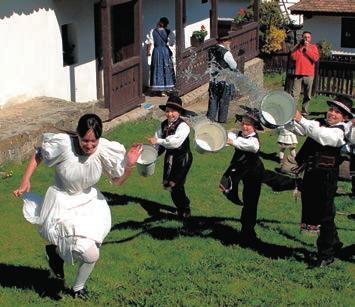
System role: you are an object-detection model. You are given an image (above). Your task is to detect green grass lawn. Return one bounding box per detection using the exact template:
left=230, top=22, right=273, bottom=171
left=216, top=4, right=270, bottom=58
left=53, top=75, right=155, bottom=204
left=0, top=95, right=354, bottom=306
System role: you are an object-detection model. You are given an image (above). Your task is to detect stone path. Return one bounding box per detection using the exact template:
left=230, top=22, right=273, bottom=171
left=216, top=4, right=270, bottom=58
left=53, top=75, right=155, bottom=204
left=0, top=82, right=247, bottom=164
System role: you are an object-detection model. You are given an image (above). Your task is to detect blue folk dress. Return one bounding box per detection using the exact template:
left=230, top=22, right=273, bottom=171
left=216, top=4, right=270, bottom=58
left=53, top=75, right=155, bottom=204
left=150, top=28, right=175, bottom=91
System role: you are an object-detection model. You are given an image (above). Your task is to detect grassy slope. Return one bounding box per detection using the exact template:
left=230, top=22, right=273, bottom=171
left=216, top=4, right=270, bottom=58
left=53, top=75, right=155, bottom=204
left=0, top=90, right=354, bottom=306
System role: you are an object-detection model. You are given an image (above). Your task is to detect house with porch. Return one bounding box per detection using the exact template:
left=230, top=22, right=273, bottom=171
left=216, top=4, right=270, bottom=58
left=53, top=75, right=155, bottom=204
left=0, top=0, right=262, bottom=119
left=289, top=0, right=355, bottom=56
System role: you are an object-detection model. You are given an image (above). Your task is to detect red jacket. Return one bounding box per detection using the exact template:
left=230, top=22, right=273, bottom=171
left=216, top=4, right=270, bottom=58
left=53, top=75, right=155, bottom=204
left=291, top=43, right=320, bottom=76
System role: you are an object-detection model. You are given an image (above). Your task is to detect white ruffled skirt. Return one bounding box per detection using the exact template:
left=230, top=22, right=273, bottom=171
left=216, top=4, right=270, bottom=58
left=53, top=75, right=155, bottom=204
left=22, top=186, right=111, bottom=263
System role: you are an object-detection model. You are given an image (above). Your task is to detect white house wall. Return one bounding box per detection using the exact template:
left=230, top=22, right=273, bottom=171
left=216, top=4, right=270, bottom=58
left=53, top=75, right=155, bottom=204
left=0, top=0, right=97, bottom=108
left=303, top=15, right=355, bottom=54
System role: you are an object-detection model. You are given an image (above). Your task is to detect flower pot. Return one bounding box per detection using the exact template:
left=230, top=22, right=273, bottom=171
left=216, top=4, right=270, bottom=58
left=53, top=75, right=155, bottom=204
left=231, top=22, right=243, bottom=31
left=190, top=36, right=204, bottom=48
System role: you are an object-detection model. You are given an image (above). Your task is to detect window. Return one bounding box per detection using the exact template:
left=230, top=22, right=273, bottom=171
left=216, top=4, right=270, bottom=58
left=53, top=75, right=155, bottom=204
left=61, top=24, right=77, bottom=66
left=341, top=18, right=355, bottom=48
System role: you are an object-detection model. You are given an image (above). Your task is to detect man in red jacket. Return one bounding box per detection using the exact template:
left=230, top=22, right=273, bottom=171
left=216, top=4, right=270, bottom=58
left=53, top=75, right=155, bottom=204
left=291, top=31, right=320, bottom=116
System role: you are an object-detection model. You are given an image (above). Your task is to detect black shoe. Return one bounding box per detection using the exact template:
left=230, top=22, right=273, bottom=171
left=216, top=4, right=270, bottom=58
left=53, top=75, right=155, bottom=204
left=311, top=257, right=334, bottom=268
left=239, top=231, right=259, bottom=247
left=45, top=245, right=64, bottom=279
left=334, top=242, right=344, bottom=253
left=73, top=287, right=89, bottom=300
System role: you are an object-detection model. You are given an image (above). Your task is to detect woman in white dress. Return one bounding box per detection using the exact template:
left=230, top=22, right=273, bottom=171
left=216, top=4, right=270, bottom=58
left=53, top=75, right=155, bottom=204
left=13, top=114, right=143, bottom=299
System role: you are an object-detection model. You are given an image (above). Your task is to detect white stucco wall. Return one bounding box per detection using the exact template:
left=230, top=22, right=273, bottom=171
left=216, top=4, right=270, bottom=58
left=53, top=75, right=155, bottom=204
left=0, top=0, right=98, bottom=108
left=303, top=15, right=355, bottom=54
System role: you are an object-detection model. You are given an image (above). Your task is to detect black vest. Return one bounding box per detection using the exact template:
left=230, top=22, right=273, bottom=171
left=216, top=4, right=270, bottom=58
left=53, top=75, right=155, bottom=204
left=161, top=118, right=190, bottom=156
left=209, top=45, right=231, bottom=77
left=231, top=131, right=260, bottom=166
left=296, top=119, right=345, bottom=168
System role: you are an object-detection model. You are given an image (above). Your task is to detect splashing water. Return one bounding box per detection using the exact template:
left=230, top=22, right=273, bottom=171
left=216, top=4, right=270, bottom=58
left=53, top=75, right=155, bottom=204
left=177, top=48, right=267, bottom=124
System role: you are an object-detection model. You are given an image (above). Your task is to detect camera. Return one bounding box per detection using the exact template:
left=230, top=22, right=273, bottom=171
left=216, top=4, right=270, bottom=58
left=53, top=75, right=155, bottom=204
left=299, top=38, right=305, bottom=45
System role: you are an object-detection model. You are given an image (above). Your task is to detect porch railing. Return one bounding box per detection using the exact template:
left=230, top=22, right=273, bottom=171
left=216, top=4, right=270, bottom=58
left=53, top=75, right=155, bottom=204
left=176, top=21, right=259, bottom=96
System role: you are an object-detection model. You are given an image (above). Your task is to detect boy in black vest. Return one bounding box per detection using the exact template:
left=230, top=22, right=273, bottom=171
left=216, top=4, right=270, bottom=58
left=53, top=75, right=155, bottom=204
left=293, top=94, right=353, bottom=267
left=207, top=35, right=237, bottom=123
left=148, top=96, right=195, bottom=222
left=220, top=110, right=265, bottom=245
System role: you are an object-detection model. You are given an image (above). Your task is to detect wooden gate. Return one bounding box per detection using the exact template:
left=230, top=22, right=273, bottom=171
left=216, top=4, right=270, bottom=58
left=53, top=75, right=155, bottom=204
left=101, top=0, right=144, bottom=119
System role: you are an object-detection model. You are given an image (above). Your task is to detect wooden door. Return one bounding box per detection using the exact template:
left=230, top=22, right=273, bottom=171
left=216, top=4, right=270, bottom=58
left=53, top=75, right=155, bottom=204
left=101, top=0, right=144, bottom=119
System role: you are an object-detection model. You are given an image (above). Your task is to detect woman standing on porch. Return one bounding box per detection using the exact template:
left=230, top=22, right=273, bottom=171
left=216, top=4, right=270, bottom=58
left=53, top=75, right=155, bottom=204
left=146, top=17, right=176, bottom=96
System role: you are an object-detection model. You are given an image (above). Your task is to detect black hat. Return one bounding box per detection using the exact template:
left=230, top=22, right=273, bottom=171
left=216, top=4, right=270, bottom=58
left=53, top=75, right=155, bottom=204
left=327, top=94, right=353, bottom=119
left=159, top=17, right=169, bottom=26
left=159, top=95, right=197, bottom=117
left=235, top=106, right=263, bottom=130
left=217, top=34, right=231, bottom=42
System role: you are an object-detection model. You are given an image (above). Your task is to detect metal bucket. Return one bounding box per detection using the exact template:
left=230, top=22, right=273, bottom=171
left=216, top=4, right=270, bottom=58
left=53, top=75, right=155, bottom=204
left=260, top=90, right=296, bottom=129
left=194, top=120, right=227, bottom=153
left=136, top=144, right=158, bottom=177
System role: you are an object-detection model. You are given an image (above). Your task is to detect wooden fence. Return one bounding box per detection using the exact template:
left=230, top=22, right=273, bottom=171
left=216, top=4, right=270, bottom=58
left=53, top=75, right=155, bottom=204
left=264, top=52, right=355, bottom=97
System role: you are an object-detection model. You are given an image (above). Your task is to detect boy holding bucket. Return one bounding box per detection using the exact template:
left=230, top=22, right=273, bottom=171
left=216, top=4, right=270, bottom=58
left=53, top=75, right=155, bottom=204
left=292, top=94, right=353, bottom=267
left=220, top=109, right=265, bottom=246
left=148, top=96, right=196, bottom=221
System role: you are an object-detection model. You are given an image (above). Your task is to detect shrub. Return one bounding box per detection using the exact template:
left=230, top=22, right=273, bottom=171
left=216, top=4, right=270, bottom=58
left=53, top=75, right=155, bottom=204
left=261, top=26, right=287, bottom=54
left=317, top=40, right=332, bottom=59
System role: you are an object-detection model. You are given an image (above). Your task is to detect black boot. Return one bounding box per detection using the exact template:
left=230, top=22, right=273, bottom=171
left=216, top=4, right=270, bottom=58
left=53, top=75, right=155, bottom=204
left=73, top=287, right=89, bottom=300
left=45, top=245, right=64, bottom=279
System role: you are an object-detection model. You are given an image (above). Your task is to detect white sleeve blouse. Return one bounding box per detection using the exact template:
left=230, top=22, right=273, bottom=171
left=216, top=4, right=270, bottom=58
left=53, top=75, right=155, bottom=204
left=155, top=122, right=190, bottom=149
left=228, top=131, right=259, bottom=153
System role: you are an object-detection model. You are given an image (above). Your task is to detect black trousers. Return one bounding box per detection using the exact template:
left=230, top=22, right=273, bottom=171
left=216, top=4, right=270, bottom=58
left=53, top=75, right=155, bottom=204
left=302, top=167, right=341, bottom=258
left=163, top=152, right=193, bottom=217
left=207, top=81, right=232, bottom=123
left=239, top=160, right=265, bottom=234
left=171, top=185, right=191, bottom=217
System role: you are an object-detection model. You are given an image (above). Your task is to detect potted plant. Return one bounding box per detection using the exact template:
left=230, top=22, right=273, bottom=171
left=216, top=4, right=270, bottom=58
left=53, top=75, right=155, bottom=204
left=191, top=25, right=208, bottom=47
left=231, top=8, right=248, bottom=31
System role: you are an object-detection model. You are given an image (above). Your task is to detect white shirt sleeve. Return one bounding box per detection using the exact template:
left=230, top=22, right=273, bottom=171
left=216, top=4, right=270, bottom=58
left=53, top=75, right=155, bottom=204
left=298, top=117, right=345, bottom=147
left=285, top=121, right=306, bottom=136
left=228, top=131, right=259, bottom=153
left=156, top=122, right=190, bottom=149
left=224, top=51, right=237, bottom=70
left=145, top=29, right=154, bottom=45
left=168, top=30, right=176, bottom=46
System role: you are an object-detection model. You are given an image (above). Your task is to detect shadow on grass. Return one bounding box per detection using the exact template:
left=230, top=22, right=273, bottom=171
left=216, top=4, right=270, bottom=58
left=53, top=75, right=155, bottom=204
left=0, top=263, right=65, bottom=300
left=103, top=191, right=354, bottom=264
left=102, top=191, right=177, bottom=215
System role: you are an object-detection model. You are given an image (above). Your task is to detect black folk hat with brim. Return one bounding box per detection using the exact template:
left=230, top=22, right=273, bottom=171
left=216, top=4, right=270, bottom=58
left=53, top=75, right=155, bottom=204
left=159, top=96, right=197, bottom=117
left=235, top=112, right=264, bottom=131
left=327, top=94, right=354, bottom=119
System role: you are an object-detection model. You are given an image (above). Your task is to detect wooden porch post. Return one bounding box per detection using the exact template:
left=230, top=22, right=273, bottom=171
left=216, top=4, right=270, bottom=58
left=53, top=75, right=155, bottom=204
left=253, top=0, right=260, bottom=52
left=175, top=0, right=184, bottom=61
left=211, top=0, right=217, bottom=38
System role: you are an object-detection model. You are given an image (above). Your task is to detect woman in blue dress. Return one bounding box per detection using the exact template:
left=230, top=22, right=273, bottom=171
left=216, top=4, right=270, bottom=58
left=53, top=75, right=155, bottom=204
left=146, top=17, right=176, bottom=96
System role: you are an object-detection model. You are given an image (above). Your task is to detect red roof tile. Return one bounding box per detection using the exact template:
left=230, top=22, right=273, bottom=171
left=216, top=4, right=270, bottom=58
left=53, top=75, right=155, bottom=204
left=290, top=0, right=355, bottom=14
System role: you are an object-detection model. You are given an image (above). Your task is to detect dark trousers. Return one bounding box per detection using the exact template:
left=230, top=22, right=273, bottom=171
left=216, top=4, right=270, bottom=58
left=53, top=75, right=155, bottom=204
left=240, top=160, right=265, bottom=235
left=163, top=152, right=193, bottom=218
left=171, top=185, right=191, bottom=217
left=207, top=81, right=231, bottom=123
left=302, top=168, right=341, bottom=259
